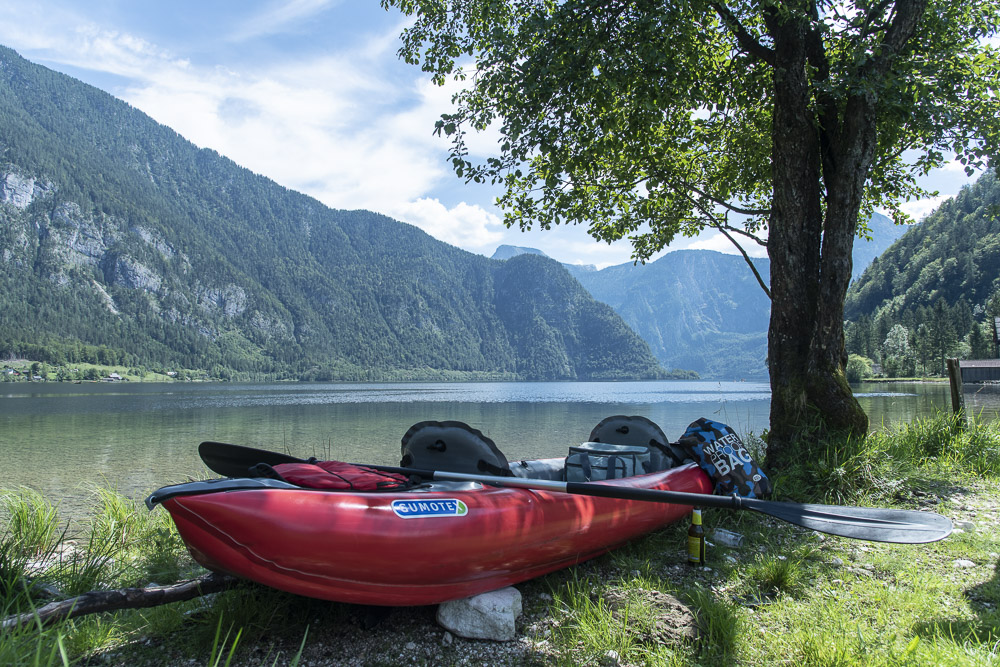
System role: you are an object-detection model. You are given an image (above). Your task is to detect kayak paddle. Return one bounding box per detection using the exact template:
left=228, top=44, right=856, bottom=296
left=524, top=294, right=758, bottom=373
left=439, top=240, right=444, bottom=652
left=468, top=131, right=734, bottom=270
left=198, top=441, right=953, bottom=544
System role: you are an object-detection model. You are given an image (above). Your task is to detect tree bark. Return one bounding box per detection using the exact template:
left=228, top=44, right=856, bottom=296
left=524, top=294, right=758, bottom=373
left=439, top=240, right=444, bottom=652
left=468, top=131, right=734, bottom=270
left=765, top=8, right=824, bottom=469
left=1, top=572, right=238, bottom=630
left=764, top=5, right=870, bottom=469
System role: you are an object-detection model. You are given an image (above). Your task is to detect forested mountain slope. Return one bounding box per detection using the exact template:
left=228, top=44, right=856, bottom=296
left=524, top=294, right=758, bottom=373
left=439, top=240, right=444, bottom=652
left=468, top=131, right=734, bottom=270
left=0, top=45, right=664, bottom=381
left=846, top=172, right=1000, bottom=318
left=844, top=171, right=1000, bottom=374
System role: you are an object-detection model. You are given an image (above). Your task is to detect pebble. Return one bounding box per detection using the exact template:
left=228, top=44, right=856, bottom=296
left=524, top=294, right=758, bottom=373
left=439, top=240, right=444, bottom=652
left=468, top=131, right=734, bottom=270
left=954, top=521, right=976, bottom=533
left=953, top=559, right=976, bottom=568
left=828, top=557, right=844, bottom=567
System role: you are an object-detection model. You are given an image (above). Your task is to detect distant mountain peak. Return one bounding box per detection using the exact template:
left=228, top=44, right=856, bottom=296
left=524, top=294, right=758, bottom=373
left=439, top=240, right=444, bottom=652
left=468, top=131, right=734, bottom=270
left=491, top=245, right=549, bottom=261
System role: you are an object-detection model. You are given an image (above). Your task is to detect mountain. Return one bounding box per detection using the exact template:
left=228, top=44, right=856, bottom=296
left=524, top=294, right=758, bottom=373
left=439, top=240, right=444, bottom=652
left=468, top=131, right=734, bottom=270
left=491, top=245, right=548, bottom=262
left=846, top=171, right=1000, bottom=319
left=566, top=251, right=771, bottom=379
left=0, top=45, right=665, bottom=381
left=843, top=171, right=1000, bottom=370
left=492, top=210, right=912, bottom=379
left=852, top=211, right=910, bottom=282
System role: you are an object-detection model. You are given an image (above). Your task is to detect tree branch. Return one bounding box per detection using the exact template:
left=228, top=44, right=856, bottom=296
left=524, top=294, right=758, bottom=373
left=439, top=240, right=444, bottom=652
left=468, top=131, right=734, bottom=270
left=2, top=572, right=239, bottom=630
left=679, top=187, right=772, bottom=299
left=687, top=183, right=771, bottom=217
left=714, top=224, right=772, bottom=299
left=710, top=1, right=775, bottom=65
left=717, top=221, right=768, bottom=247
left=867, top=0, right=929, bottom=76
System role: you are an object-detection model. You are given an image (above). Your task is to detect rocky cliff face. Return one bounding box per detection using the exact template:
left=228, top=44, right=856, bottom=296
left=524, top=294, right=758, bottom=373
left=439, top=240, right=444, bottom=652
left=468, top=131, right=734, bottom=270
left=1, top=165, right=249, bottom=327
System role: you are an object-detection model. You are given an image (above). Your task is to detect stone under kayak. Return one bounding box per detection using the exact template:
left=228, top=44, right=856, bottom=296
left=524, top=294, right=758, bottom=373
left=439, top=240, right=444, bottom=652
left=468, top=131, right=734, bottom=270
left=147, top=418, right=713, bottom=606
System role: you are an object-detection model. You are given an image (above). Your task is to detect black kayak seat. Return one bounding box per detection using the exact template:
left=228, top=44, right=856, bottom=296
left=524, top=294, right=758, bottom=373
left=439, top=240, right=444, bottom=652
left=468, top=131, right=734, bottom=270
left=588, top=415, right=690, bottom=472
left=400, top=421, right=512, bottom=476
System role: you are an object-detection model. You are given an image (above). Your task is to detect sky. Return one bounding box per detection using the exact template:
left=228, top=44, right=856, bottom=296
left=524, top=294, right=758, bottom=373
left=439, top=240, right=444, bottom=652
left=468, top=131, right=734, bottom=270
left=0, top=0, right=984, bottom=268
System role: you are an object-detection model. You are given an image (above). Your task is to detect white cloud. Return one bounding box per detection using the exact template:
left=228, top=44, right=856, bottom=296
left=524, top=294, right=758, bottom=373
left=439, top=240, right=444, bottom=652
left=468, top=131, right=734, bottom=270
left=26, top=19, right=462, bottom=216
left=672, top=230, right=767, bottom=258
left=898, top=195, right=951, bottom=222
left=387, top=198, right=505, bottom=251
left=229, top=0, right=343, bottom=42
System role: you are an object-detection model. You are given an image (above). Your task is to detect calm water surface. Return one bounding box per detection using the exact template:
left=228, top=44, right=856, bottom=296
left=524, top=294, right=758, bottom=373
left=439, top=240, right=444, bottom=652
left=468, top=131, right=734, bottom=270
left=1, top=379, right=993, bottom=515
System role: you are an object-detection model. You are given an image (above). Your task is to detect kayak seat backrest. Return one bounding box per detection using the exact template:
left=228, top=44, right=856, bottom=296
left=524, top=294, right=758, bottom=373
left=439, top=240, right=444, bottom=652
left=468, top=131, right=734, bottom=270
left=400, top=421, right=512, bottom=476
left=588, top=415, right=690, bottom=472
left=252, top=461, right=412, bottom=491
left=565, top=442, right=650, bottom=482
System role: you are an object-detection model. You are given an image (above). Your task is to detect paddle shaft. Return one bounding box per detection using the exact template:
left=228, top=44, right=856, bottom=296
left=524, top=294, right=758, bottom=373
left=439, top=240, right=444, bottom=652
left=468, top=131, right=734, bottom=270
left=197, top=441, right=953, bottom=544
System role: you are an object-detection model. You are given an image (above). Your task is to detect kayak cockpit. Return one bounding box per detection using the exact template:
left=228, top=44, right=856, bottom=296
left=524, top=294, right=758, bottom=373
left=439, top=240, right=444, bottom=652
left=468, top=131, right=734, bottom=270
left=148, top=415, right=693, bottom=508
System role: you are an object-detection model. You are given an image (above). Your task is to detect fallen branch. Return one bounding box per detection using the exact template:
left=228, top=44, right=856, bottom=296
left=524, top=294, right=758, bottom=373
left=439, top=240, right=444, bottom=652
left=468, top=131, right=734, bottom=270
left=2, top=572, right=239, bottom=630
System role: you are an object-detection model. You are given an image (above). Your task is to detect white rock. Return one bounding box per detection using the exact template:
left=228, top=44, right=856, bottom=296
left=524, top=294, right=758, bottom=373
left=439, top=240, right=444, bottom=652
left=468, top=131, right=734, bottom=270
left=953, top=559, right=975, bottom=568
left=954, top=521, right=976, bottom=533
left=436, top=587, right=523, bottom=641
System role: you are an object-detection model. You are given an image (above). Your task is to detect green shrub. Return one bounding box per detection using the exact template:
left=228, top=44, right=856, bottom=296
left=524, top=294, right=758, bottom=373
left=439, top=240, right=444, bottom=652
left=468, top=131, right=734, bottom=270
left=846, top=354, right=875, bottom=382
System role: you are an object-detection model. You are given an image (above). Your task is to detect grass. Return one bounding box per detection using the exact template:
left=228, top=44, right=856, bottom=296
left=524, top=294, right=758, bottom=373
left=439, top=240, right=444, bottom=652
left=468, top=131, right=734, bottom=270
left=0, top=413, right=998, bottom=665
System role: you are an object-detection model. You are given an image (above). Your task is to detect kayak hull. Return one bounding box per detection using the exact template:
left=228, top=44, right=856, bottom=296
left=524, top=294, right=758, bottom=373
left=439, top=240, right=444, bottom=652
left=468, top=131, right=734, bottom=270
left=160, top=461, right=712, bottom=605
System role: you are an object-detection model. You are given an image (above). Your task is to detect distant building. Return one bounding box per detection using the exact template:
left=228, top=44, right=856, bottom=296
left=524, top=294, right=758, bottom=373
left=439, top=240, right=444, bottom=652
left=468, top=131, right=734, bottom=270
left=960, top=359, right=1000, bottom=383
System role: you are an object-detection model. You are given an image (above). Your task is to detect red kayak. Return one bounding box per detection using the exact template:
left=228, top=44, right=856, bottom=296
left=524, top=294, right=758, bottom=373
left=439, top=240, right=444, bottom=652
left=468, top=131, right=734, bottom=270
left=148, top=418, right=712, bottom=606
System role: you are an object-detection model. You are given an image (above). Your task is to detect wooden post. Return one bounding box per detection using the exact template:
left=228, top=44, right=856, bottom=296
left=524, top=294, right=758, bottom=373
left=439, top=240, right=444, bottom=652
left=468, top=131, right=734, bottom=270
left=946, top=358, right=965, bottom=421
left=994, top=317, right=1000, bottom=358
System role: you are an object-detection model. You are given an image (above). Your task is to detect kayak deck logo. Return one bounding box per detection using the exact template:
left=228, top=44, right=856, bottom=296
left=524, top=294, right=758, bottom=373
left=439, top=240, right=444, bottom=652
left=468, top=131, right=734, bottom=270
left=391, top=498, right=468, bottom=518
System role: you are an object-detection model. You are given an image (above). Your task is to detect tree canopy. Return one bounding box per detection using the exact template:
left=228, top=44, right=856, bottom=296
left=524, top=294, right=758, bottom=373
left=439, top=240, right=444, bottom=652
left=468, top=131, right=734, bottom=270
left=384, top=0, right=1000, bottom=465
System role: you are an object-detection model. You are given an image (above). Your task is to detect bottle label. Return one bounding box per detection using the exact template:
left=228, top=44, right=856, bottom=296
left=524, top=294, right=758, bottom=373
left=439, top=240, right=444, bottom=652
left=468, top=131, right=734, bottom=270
left=687, top=535, right=705, bottom=565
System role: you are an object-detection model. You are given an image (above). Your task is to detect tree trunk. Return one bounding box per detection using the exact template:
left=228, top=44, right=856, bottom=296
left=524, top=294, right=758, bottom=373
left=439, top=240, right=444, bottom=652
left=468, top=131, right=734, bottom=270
left=764, top=8, right=869, bottom=470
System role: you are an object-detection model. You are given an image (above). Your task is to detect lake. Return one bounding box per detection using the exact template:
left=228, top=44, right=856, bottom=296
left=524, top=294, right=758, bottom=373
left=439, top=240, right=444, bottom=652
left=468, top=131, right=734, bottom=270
left=0, top=379, right=994, bottom=517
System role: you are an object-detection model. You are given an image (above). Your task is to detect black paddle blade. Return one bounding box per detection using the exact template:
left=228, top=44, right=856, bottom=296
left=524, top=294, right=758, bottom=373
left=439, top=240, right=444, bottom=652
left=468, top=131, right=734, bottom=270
left=743, top=498, right=953, bottom=544
left=199, top=441, right=306, bottom=478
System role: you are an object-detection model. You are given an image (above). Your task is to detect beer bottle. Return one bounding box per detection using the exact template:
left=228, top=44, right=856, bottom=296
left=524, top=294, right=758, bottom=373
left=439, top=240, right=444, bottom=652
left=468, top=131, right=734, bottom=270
left=687, top=508, right=706, bottom=566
